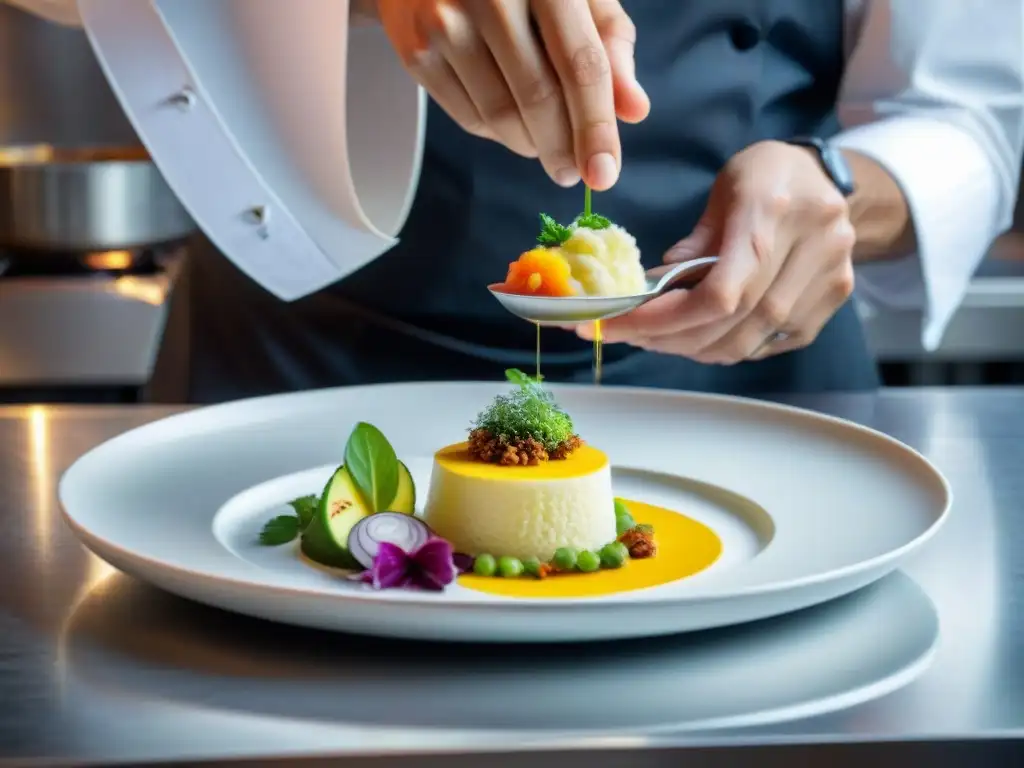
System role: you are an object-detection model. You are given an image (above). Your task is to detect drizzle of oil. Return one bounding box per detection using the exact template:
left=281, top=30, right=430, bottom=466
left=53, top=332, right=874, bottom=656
left=535, top=322, right=542, bottom=380
left=593, top=319, right=603, bottom=385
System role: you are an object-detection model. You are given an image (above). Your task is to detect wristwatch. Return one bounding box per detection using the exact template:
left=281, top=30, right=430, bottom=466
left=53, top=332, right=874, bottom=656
left=786, top=136, right=856, bottom=197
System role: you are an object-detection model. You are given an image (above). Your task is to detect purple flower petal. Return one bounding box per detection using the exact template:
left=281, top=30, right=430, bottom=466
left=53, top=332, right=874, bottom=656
left=368, top=541, right=412, bottom=590
left=452, top=552, right=475, bottom=575
left=410, top=537, right=457, bottom=587
left=409, top=567, right=448, bottom=591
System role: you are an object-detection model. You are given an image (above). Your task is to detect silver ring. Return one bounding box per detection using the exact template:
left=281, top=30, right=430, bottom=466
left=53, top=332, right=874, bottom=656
left=751, top=330, right=791, bottom=359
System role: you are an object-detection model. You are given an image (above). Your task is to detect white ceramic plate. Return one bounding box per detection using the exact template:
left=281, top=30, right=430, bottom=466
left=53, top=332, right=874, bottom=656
left=59, top=383, right=951, bottom=643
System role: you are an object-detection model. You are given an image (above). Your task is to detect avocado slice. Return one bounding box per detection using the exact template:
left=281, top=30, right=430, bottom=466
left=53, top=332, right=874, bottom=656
left=299, top=465, right=369, bottom=569
left=391, top=461, right=416, bottom=514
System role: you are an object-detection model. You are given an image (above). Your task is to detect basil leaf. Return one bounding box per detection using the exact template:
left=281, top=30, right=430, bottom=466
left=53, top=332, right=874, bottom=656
left=344, top=422, right=400, bottom=513
left=259, top=515, right=300, bottom=546
left=287, top=494, right=319, bottom=529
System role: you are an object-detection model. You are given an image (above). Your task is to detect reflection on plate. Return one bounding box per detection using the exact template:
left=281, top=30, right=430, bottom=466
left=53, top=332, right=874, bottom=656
left=58, top=570, right=939, bottom=734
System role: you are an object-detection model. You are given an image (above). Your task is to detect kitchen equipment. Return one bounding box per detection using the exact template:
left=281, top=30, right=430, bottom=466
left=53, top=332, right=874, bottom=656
left=488, top=256, right=718, bottom=326
left=0, top=243, right=188, bottom=402
left=0, top=4, right=196, bottom=404
left=0, top=144, right=195, bottom=252
left=0, top=143, right=195, bottom=402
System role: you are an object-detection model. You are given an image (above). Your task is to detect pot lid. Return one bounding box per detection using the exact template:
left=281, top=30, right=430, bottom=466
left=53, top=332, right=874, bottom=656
left=71, top=0, right=425, bottom=300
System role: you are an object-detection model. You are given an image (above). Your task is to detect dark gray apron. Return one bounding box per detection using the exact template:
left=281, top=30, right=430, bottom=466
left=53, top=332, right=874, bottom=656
left=178, top=0, right=879, bottom=404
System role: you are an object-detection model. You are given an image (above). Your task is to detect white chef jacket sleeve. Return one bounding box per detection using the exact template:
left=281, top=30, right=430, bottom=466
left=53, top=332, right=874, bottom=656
left=7, top=0, right=427, bottom=301
left=834, top=0, right=1024, bottom=350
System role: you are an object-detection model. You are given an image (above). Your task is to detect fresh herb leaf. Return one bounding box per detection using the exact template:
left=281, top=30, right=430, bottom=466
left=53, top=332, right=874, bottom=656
left=259, top=515, right=301, bottom=545
left=344, top=422, right=400, bottom=513
left=288, top=494, right=319, bottom=529
left=574, top=212, right=611, bottom=230
left=506, top=367, right=543, bottom=388
left=634, top=523, right=655, bottom=535
left=472, top=369, right=575, bottom=451
left=537, top=213, right=572, bottom=247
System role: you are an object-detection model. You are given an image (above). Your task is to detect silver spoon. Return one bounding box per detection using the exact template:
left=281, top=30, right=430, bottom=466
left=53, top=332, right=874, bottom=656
left=487, top=256, right=718, bottom=326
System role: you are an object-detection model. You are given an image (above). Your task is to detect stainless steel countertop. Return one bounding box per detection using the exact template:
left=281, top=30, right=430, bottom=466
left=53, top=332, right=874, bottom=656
left=1, top=390, right=1022, bottom=767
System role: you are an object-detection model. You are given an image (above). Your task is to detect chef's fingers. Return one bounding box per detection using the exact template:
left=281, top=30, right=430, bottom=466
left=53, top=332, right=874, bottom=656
left=588, top=0, right=649, bottom=123
left=746, top=224, right=857, bottom=361
left=472, top=1, right=579, bottom=185
left=691, top=231, right=822, bottom=363
left=531, top=0, right=620, bottom=190
left=408, top=48, right=497, bottom=141
left=378, top=1, right=498, bottom=143
left=594, top=206, right=775, bottom=344
left=430, top=3, right=537, bottom=157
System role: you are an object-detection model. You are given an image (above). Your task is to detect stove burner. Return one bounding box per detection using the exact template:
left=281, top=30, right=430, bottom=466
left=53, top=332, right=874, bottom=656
left=0, top=245, right=168, bottom=278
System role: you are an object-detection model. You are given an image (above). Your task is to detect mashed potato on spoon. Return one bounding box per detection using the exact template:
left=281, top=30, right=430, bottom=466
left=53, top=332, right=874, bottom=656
left=502, top=212, right=647, bottom=298
left=559, top=223, right=647, bottom=297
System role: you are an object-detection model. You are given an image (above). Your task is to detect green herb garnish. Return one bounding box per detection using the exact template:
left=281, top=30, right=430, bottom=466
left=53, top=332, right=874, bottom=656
left=344, top=421, right=400, bottom=513
left=257, top=494, right=320, bottom=545
left=573, top=212, right=611, bottom=230
left=258, top=514, right=302, bottom=545
left=258, top=421, right=405, bottom=546
left=536, top=187, right=612, bottom=247
left=289, top=494, right=318, bottom=529
left=537, top=213, right=573, bottom=247
left=472, top=368, right=576, bottom=451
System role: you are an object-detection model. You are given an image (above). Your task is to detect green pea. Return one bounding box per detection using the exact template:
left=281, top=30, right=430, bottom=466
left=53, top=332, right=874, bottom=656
left=522, top=557, right=542, bottom=577
left=498, top=555, right=524, bottom=578
left=552, top=547, right=578, bottom=571
left=613, top=498, right=631, bottom=518
left=577, top=550, right=601, bottom=573
left=615, top=512, right=636, bottom=536
left=600, top=541, right=629, bottom=569
left=473, top=553, right=497, bottom=577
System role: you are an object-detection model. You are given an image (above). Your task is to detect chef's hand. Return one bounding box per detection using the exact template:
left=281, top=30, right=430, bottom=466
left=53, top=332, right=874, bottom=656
left=370, top=0, right=650, bottom=190
left=582, top=140, right=857, bottom=363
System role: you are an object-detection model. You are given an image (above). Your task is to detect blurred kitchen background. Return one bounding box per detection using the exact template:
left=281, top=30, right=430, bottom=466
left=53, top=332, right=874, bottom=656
left=1, top=4, right=1022, bottom=406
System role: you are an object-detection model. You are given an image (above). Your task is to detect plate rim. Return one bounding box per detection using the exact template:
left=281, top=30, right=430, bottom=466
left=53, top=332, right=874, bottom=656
left=58, top=381, right=953, bottom=610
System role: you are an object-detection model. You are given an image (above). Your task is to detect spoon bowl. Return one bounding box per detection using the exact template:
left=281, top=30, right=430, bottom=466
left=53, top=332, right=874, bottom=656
left=488, top=256, right=718, bottom=326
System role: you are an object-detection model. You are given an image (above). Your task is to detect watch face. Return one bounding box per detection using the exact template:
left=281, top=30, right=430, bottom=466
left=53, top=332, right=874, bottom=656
left=824, top=146, right=856, bottom=197
left=791, top=138, right=855, bottom=197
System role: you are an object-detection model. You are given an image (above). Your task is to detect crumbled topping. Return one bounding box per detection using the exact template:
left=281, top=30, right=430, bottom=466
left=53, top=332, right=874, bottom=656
left=619, top=526, right=657, bottom=559
left=468, top=427, right=582, bottom=466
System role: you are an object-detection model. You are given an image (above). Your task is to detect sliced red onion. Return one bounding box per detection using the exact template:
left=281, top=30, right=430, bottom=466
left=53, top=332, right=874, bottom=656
left=347, top=512, right=432, bottom=570
left=452, top=552, right=475, bottom=575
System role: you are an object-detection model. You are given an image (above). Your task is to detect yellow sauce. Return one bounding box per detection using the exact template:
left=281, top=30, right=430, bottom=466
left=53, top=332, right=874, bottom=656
left=593, top=319, right=603, bottom=385
left=434, top=441, right=608, bottom=480
left=459, top=499, right=722, bottom=599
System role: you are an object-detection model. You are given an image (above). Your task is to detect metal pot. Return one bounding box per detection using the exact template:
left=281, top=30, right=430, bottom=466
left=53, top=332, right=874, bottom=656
left=0, top=144, right=195, bottom=252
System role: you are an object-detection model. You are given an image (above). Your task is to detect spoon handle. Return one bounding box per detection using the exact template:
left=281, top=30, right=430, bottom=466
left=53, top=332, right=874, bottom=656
left=652, top=256, right=719, bottom=294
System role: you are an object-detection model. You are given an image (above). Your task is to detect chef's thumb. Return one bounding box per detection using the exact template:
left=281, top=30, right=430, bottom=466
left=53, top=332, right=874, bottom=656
left=664, top=218, right=716, bottom=264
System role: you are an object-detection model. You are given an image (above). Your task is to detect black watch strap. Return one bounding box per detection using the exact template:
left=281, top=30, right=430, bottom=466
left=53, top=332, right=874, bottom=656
left=786, top=136, right=856, bottom=197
